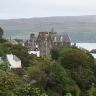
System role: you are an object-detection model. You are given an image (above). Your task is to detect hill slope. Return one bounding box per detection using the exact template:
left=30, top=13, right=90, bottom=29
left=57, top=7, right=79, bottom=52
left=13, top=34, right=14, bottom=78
left=0, top=15, right=96, bottom=42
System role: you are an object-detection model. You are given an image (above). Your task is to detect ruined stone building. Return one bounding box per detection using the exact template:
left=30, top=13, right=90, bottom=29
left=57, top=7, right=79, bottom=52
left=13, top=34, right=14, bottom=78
left=26, top=29, right=71, bottom=56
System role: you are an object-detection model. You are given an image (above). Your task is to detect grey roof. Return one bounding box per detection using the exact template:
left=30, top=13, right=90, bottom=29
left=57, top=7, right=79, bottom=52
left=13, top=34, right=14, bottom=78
left=30, top=37, right=37, bottom=41
left=14, top=39, right=23, bottom=43
left=19, top=40, right=26, bottom=45
left=14, top=39, right=26, bottom=44
left=51, top=34, right=70, bottom=42
left=13, top=55, right=21, bottom=62
left=29, top=46, right=39, bottom=51
left=8, top=39, right=18, bottom=44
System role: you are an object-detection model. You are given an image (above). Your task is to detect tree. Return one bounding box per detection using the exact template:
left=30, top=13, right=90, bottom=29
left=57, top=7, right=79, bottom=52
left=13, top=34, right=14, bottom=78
left=59, top=48, right=96, bottom=95
left=0, top=72, right=17, bottom=96
left=50, top=47, right=60, bottom=60
left=42, top=60, right=80, bottom=96
left=0, top=43, right=38, bottom=68
left=79, top=47, right=96, bottom=74
left=0, top=61, right=10, bottom=72
left=0, top=72, right=47, bottom=96
left=9, top=44, right=32, bottom=67
left=0, top=27, right=3, bottom=39
left=65, top=93, right=72, bottom=96
left=59, top=48, right=88, bottom=71
left=28, top=61, right=47, bottom=82
left=87, top=83, right=96, bottom=96
left=0, top=27, right=7, bottom=43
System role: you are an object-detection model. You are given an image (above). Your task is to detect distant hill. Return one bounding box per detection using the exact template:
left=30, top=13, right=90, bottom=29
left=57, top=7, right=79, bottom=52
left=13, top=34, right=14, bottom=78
left=0, top=15, right=96, bottom=42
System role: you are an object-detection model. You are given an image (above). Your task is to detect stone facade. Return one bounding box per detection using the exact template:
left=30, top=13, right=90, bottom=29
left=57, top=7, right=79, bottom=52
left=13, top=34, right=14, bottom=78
left=27, top=29, right=71, bottom=56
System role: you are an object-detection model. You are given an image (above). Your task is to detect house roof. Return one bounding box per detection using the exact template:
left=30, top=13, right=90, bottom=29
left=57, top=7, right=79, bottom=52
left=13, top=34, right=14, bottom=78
left=8, top=39, right=18, bottom=44
left=51, top=34, right=70, bottom=42
left=29, top=46, right=39, bottom=51
left=14, top=39, right=26, bottom=45
left=7, top=54, right=21, bottom=62
left=14, top=39, right=23, bottom=42
left=30, top=37, right=37, bottom=41
left=13, top=55, right=21, bottom=62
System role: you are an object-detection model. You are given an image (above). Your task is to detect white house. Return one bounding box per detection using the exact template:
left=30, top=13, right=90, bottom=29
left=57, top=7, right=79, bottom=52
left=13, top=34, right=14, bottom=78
left=6, top=54, right=21, bottom=68
left=28, top=45, right=40, bottom=57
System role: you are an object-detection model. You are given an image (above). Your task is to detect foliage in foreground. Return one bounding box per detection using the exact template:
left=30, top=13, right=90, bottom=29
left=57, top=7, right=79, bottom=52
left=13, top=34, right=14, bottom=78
left=0, top=71, right=47, bottom=96
left=0, top=28, right=96, bottom=96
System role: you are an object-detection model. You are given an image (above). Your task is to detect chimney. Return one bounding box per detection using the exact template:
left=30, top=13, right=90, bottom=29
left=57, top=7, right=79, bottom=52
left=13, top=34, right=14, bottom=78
left=39, top=32, right=48, bottom=38
left=49, top=32, right=57, bottom=36
left=30, top=34, right=35, bottom=38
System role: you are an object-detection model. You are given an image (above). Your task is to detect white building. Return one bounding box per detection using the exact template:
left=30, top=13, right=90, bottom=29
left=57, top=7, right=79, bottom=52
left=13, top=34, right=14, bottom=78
left=28, top=46, right=40, bottom=57
left=6, top=54, right=21, bottom=68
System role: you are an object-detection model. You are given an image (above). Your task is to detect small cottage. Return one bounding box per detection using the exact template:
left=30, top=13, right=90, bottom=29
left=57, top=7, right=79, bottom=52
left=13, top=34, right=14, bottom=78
left=7, top=54, right=21, bottom=68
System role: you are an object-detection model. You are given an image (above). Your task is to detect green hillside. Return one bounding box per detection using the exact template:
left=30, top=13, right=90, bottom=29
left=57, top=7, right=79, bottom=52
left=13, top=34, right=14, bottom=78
left=0, top=15, right=96, bottom=42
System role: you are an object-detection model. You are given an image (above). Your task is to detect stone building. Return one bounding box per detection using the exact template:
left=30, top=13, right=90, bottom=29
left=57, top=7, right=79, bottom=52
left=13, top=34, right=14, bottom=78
left=27, top=29, right=71, bottom=56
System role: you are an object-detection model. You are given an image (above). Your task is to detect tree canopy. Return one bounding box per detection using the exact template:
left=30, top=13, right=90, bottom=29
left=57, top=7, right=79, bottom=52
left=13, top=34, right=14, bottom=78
left=0, top=37, right=96, bottom=95
left=59, top=48, right=88, bottom=71
left=0, top=27, right=4, bottom=39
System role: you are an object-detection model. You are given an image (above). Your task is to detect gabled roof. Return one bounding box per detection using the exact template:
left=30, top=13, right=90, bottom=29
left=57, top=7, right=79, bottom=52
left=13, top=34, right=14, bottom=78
left=8, top=39, right=18, bottom=44
left=29, top=46, right=39, bottom=51
left=14, top=39, right=23, bottom=42
left=7, top=54, right=21, bottom=62
left=51, top=34, right=70, bottom=42
left=13, top=55, right=21, bottom=62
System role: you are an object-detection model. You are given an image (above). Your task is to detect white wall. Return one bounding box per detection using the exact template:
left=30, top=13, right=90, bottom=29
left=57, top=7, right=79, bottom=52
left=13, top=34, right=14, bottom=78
left=7, top=54, right=21, bottom=68
left=16, top=61, right=21, bottom=68
left=29, top=51, right=40, bottom=57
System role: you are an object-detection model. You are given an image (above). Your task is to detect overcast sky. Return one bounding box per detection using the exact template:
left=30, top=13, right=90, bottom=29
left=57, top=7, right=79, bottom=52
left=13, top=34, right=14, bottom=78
left=0, top=0, right=96, bottom=19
